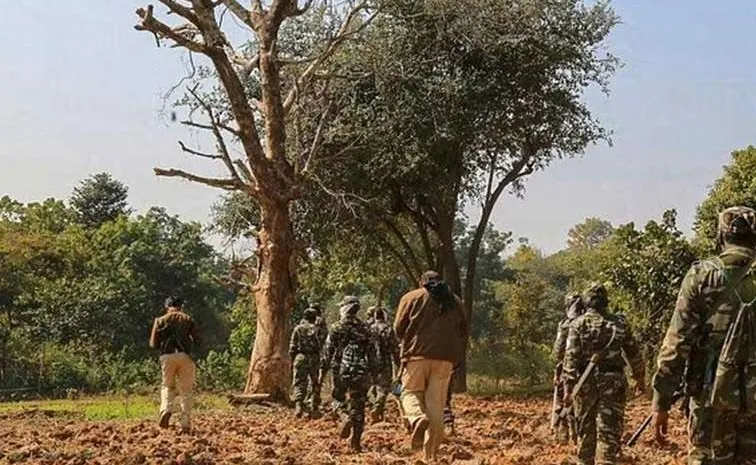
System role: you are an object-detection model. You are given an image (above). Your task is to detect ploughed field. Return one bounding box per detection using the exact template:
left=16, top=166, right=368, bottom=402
left=0, top=396, right=688, bottom=465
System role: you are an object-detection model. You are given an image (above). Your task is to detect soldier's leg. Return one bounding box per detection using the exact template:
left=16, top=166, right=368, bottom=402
left=159, top=354, right=179, bottom=427
left=332, top=377, right=348, bottom=415
left=423, top=360, right=453, bottom=462
left=374, top=371, right=391, bottom=420
left=443, top=365, right=456, bottom=434
left=291, top=355, right=309, bottom=415
left=553, top=383, right=569, bottom=443
left=176, top=354, right=195, bottom=431
left=348, top=378, right=369, bottom=451
left=308, top=362, right=321, bottom=412
left=735, top=412, right=756, bottom=465
left=687, top=396, right=713, bottom=465
left=711, top=409, right=738, bottom=465
left=574, top=392, right=599, bottom=465
left=594, top=377, right=626, bottom=465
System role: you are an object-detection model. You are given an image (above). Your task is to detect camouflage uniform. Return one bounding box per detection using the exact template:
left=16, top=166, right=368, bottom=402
left=289, top=310, right=323, bottom=415
left=321, top=296, right=377, bottom=451
left=653, top=206, right=756, bottom=465
left=552, top=292, right=584, bottom=443
left=367, top=308, right=400, bottom=421
left=563, top=283, right=644, bottom=465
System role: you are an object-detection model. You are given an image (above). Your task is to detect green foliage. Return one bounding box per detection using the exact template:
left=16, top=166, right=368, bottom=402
left=599, top=210, right=696, bottom=370
left=695, top=146, right=756, bottom=254
left=567, top=217, right=615, bottom=249
left=0, top=175, right=235, bottom=395
left=70, top=173, right=131, bottom=229
left=196, top=350, right=247, bottom=392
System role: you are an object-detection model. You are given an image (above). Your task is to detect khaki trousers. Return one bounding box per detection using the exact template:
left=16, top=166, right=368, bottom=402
left=159, top=352, right=195, bottom=428
left=400, top=358, right=453, bottom=460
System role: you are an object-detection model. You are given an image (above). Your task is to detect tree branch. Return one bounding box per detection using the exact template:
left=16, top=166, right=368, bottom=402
left=159, top=0, right=200, bottom=25
left=135, top=5, right=207, bottom=53
left=221, top=0, right=256, bottom=29
left=154, top=167, right=243, bottom=190
left=178, top=140, right=222, bottom=159
left=283, top=1, right=378, bottom=115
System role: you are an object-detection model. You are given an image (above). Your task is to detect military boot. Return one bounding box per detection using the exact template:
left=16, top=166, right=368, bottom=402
left=370, top=408, right=383, bottom=424
left=339, top=418, right=353, bottom=439
left=294, top=402, right=304, bottom=418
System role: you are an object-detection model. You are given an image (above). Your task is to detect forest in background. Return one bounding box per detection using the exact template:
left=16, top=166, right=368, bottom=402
left=2, top=146, right=754, bottom=397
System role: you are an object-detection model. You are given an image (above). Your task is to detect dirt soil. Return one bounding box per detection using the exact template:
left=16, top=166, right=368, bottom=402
left=0, top=396, right=688, bottom=465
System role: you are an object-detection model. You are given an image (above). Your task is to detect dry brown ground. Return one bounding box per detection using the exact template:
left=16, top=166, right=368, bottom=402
left=0, top=396, right=689, bottom=465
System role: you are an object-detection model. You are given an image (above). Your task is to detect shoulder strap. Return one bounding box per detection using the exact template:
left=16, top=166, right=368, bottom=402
left=716, top=254, right=756, bottom=305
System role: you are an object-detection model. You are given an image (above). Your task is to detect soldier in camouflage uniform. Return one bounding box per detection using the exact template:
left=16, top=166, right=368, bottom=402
left=321, top=295, right=377, bottom=452
left=551, top=292, right=584, bottom=443
left=563, top=283, right=645, bottom=465
left=652, top=206, right=756, bottom=465
left=289, top=308, right=323, bottom=418
left=367, top=306, right=400, bottom=423
left=310, top=302, right=329, bottom=347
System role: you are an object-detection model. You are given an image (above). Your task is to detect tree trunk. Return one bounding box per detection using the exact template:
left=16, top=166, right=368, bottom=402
left=244, top=198, right=296, bottom=401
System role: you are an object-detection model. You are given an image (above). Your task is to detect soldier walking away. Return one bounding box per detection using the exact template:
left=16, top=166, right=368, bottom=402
left=149, top=296, right=201, bottom=434
left=563, top=283, right=644, bottom=465
left=320, top=296, right=376, bottom=452
left=290, top=307, right=324, bottom=418
left=652, top=206, right=756, bottom=465
left=310, top=302, right=329, bottom=347
left=552, top=292, right=585, bottom=444
left=367, top=306, right=400, bottom=423
left=394, top=271, right=468, bottom=462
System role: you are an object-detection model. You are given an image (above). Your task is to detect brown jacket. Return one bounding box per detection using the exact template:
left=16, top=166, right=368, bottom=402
left=394, top=287, right=468, bottom=364
left=149, top=310, right=201, bottom=355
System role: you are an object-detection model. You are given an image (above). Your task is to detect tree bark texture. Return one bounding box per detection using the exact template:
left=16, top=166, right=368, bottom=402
left=245, top=198, right=296, bottom=400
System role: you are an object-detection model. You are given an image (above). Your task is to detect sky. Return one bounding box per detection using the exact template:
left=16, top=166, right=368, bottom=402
left=1, top=1, right=755, bottom=253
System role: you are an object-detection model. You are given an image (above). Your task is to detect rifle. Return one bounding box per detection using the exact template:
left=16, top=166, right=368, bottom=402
left=557, top=353, right=600, bottom=420
left=550, top=362, right=564, bottom=431
left=625, top=390, right=686, bottom=447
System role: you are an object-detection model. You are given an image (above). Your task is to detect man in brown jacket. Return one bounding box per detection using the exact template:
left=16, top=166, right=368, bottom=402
left=149, top=296, right=201, bottom=433
left=394, top=271, right=468, bottom=462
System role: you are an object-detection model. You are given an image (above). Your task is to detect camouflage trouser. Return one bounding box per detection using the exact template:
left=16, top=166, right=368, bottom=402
left=332, top=374, right=370, bottom=433
left=292, top=354, right=320, bottom=410
left=573, top=373, right=626, bottom=465
left=687, top=395, right=712, bottom=465
left=369, top=369, right=392, bottom=416
left=710, top=409, right=756, bottom=465
left=552, top=382, right=575, bottom=443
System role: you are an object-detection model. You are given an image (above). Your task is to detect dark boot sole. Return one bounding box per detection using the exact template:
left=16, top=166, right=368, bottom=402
left=158, top=412, right=172, bottom=428
left=411, top=417, right=430, bottom=451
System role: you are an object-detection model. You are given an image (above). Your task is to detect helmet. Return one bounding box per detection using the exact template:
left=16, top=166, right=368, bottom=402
left=583, top=282, right=608, bottom=310
left=718, top=206, right=756, bottom=236
left=303, top=308, right=318, bottom=322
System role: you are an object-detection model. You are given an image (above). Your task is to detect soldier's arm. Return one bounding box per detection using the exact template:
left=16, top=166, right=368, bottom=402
left=622, top=319, right=645, bottom=384
left=394, top=294, right=412, bottom=339
left=289, top=327, right=299, bottom=358
left=321, top=330, right=336, bottom=372
left=652, top=265, right=705, bottom=412
left=390, top=329, right=401, bottom=369
left=149, top=318, right=160, bottom=349
left=562, top=321, right=582, bottom=393
left=552, top=320, right=568, bottom=365
left=190, top=318, right=202, bottom=350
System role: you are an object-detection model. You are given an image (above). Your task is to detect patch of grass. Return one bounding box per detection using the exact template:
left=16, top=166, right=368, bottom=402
left=467, top=374, right=552, bottom=399
left=0, top=393, right=229, bottom=421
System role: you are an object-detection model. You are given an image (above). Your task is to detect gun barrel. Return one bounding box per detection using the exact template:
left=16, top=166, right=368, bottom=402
left=626, top=413, right=653, bottom=447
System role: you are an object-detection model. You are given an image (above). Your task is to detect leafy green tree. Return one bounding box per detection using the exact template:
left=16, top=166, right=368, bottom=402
left=695, top=146, right=756, bottom=254
left=312, top=0, right=619, bottom=388
left=70, top=173, right=131, bottom=228
left=567, top=217, right=615, bottom=249
left=599, top=210, right=696, bottom=372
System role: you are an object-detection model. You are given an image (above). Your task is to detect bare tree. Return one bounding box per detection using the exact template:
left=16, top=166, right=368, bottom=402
left=134, top=0, right=376, bottom=399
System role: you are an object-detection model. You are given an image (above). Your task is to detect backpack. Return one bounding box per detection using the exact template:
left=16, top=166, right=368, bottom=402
left=340, top=340, right=368, bottom=380
left=709, top=259, right=756, bottom=412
